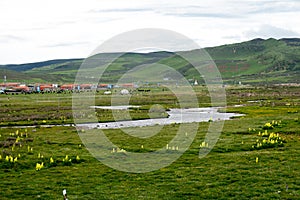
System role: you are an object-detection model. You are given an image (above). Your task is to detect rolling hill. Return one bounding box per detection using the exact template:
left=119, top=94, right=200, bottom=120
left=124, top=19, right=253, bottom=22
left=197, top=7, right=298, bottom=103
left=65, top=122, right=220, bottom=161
left=0, top=38, right=299, bottom=84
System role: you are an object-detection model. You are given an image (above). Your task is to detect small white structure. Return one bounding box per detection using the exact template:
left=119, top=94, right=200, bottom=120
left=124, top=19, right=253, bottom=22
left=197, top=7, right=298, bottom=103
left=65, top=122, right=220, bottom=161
left=120, top=89, right=129, bottom=95
left=104, top=91, right=112, bottom=95
left=194, top=79, right=198, bottom=85
left=63, top=189, right=68, bottom=200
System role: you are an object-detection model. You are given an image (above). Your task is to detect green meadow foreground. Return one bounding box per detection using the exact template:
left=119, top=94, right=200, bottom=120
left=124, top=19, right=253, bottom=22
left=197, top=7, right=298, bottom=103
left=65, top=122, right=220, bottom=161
left=0, top=85, right=299, bottom=199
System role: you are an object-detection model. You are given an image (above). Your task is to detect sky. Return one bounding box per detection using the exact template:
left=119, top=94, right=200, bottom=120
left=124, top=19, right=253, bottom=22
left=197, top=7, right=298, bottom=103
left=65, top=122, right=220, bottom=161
left=0, top=0, right=299, bottom=64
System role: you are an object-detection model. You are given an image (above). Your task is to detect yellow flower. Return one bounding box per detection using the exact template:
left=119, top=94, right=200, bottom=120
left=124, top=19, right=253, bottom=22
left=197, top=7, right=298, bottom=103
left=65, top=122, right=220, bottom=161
left=28, top=146, right=33, bottom=153
left=36, top=163, right=41, bottom=170
left=263, top=139, right=267, bottom=143
left=117, top=148, right=126, bottom=153
left=36, top=162, right=44, bottom=171
left=13, top=157, right=18, bottom=162
left=271, top=140, right=275, bottom=144
left=16, top=136, right=21, bottom=143
left=63, top=155, right=70, bottom=162
left=264, top=122, right=272, bottom=128
left=76, top=155, right=80, bottom=161
left=50, top=157, right=54, bottom=163
left=256, top=157, right=259, bottom=163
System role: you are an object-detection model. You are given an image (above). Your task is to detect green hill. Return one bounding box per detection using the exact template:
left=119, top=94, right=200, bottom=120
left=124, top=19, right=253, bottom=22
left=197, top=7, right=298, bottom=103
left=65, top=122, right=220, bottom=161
left=0, top=38, right=299, bottom=84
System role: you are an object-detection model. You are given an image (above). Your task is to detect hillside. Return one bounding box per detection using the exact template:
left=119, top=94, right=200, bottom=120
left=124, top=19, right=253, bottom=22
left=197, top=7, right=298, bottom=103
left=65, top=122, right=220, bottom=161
left=0, top=38, right=299, bottom=84
left=208, top=38, right=300, bottom=84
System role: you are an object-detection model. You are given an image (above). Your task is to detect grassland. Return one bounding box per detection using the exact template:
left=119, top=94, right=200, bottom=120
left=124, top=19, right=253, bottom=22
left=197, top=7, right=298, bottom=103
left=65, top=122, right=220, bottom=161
left=0, top=85, right=299, bottom=199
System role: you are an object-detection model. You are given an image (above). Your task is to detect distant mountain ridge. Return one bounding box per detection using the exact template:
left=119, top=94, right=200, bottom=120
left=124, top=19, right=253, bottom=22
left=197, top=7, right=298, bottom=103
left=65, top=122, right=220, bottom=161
left=0, top=59, right=83, bottom=72
left=0, top=38, right=299, bottom=84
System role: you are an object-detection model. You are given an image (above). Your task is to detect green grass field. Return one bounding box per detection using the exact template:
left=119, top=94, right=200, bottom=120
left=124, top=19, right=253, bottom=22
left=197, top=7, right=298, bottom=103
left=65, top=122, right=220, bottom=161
left=0, top=85, right=299, bottom=199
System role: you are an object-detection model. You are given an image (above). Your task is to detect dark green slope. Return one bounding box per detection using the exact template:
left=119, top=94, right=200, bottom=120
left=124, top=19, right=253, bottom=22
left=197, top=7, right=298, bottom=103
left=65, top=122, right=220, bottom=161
left=157, top=38, right=300, bottom=84
left=0, top=59, right=82, bottom=72
left=0, top=59, right=83, bottom=83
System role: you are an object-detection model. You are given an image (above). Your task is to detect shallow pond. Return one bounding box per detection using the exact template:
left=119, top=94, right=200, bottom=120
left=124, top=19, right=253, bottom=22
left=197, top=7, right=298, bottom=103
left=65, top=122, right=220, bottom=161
left=77, top=107, right=243, bottom=130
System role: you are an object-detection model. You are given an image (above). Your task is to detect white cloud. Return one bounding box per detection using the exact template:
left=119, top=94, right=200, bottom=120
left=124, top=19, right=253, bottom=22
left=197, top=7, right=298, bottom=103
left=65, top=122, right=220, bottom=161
left=0, top=0, right=299, bottom=64
left=244, top=25, right=300, bottom=38
left=0, top=35, right=26, bottom=43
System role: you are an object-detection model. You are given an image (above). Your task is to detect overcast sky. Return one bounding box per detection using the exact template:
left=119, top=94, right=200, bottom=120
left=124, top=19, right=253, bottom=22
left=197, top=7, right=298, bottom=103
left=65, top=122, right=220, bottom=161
left=0, top=0, right=299, bottom=64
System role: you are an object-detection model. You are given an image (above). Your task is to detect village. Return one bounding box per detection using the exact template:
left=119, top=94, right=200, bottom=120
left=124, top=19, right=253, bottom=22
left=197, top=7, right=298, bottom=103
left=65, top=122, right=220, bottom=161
left=0, top=82, right=138, bottom=94
left=0, top=79, right=201, bottom=95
